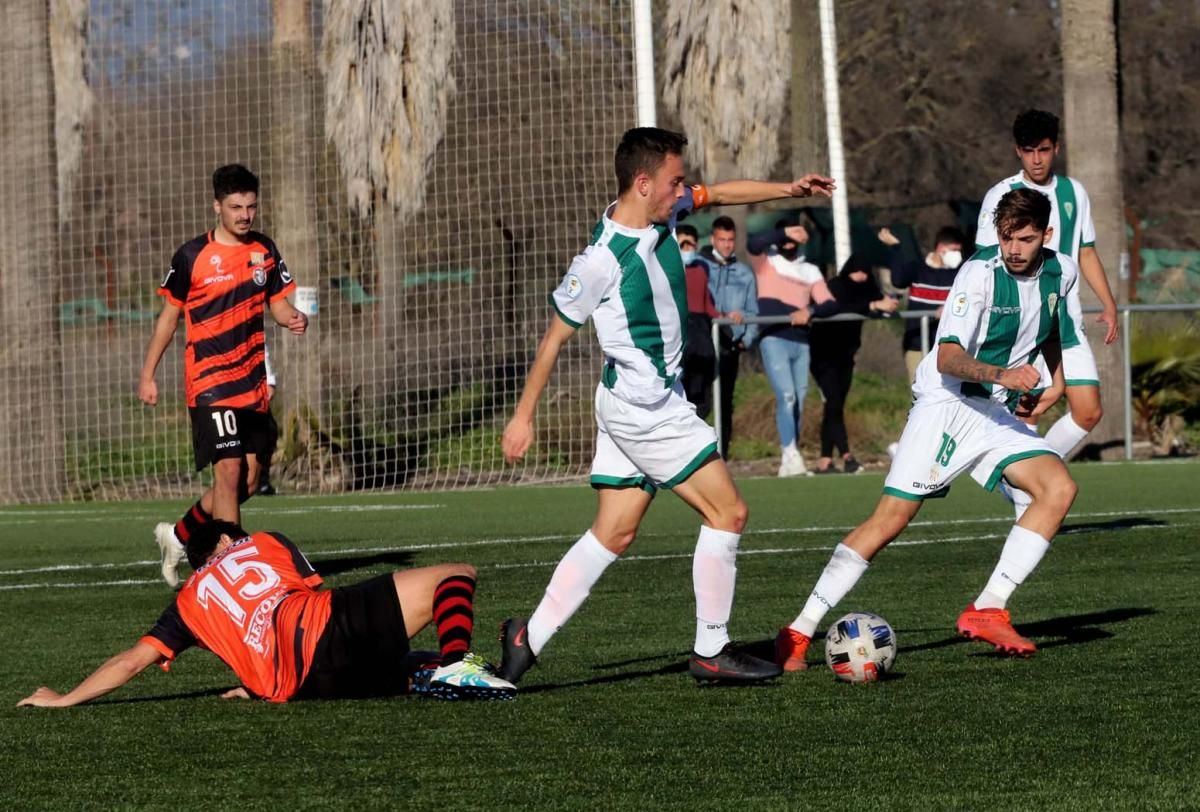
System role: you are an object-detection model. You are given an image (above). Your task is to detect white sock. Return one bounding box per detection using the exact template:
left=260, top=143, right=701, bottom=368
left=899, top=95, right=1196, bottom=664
left=692, top=526, right=740, bottom=657
left=974, top=525, right=1051, bottom=610
left=789, top=543, right=869, bottom=637
left=1044, top=413, right=1091, bottom=458
left=526, top=530, right=617, bottom=655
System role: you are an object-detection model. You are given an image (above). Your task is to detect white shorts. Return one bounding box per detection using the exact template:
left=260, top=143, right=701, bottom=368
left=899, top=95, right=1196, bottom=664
left=1062, top=340, right=1100, bottom=387
left=590, top=383, right=720, bottom=492
left=883, top=395, right=1058, bottom=501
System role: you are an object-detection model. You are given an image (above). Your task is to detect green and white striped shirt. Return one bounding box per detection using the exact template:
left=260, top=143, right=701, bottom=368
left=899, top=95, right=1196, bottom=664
left=551, top=195, right=697, bottom=405
left=914, top=246, right=1080, bottom=411
left=975, top=173, right=1096, bottom=259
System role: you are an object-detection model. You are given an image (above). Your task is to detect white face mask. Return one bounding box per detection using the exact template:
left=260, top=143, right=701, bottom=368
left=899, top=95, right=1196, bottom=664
left=940, top=249, right=963, bottom=270
left=680, top=249, right=697, bottom=264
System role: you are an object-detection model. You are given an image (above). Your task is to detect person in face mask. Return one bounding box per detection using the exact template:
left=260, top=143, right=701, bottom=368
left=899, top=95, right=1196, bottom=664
left=879, top=225, right=967, bottom=383
left=809, top=254, right=898, bottom=474
left=678, top=224, right=720, bottom=417
left=747, top=219, right=838, bottom=477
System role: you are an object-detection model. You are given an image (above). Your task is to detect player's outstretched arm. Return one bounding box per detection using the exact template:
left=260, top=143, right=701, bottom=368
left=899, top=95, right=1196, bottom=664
left=502, top=317, right=577, bottom=463
left=269, top=297, right=309, bottom=335
left=1076, top=246, right=1118, bottom=344
left=707, top=174, right=836, bottom=206
left=138, top=301, right=183, bottom=406
left=937, top=342, right=1040, bottom=392
left=17, top=642, right=163, bottom=708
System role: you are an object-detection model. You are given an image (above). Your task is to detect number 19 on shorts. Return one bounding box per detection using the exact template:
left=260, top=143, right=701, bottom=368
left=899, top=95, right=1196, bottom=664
left=211, top=410, right=238, bottom=438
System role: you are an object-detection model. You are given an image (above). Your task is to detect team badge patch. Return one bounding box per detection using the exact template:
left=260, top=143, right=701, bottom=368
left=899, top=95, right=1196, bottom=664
left=1064, top=202, right=1074, bottom=219
left=562, top=273, right=583, bottom=301
left=1046, top=292, right=1059, bottom=313
left=252, top=267, right=267, bottom=286
left=951, top=292, right=969, bottom=317
left=250, top=251, right=265, bottom=265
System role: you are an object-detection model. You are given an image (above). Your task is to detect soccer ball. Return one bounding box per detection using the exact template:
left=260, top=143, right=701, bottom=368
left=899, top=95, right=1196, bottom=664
left=824, top=612, right=897, bottom=683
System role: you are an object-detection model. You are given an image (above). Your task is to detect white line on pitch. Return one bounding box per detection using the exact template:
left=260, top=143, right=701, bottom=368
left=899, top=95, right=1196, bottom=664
left=0, top=503, right=445, bottom=524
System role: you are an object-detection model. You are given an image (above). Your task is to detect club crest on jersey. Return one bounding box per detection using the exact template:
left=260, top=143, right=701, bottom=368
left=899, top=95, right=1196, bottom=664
left=562, top=273, right=583, bottom=301
left=951, top=292, right=969, bottom=317
left=1046, top=292, right=1059, bottom=312
left=252, top=267, right=267, bottom=286
left=1063, top=202, right=1074, bottom=219
left=250, top=251, right=265, bottom=265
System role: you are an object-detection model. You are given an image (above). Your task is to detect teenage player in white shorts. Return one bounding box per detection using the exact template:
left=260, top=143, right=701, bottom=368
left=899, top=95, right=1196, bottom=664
left=497, top=127, right=835, bottom=684
left=775, top=188, right=1079, bottom=668
left=975, top=110, right=1119, bottom=518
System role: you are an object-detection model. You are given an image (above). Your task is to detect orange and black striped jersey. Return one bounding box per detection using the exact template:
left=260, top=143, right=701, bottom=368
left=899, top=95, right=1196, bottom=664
left=159, top=231, right=295, bottom=411
left=141, top=531, right=331, bottom=703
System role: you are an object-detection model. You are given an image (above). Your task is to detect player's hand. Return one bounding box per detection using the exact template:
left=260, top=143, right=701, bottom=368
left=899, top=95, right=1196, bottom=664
left=1014, top=386, right=1060, bottom=419
left=17, top=687, right=65, bottom=708
left=873, top=297, right=898, bottom=314
left=1098, top=306, right=1119, bottom=344
left=501, top=415, right=534, bottom=463
left=221, top=687, right=251, bottom=700
left=138, top=379, right=158, bottom=407
left=728, top=310, right=744, bottom=325
left=999, top=364, right=1041, bottom=393
left=788, top=174, right=836, bottom=198
left=784, top=225, right=809, bottom=243
left=877, top=227, right=901, bottom=247
left=288, top=311, right=308, bottom=335
left=789, top=308, right=811, bottom=326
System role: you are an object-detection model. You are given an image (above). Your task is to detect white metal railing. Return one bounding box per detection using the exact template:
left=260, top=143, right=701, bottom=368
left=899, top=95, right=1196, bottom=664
left=708, top=303, right=1200, bottom=461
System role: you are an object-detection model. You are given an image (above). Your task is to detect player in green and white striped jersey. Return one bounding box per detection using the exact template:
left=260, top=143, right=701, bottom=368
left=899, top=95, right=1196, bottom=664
left=974, top=109, right=1119, bottom=519
left=774, top=189, right=1078, bottom=668
left=498, top=127, right=834, bottom=685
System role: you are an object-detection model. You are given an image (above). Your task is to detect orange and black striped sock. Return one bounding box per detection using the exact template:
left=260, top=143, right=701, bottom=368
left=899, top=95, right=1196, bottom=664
left=173, top=500, right=212, bottom=546
left=432, top=575, right=476, bottom=666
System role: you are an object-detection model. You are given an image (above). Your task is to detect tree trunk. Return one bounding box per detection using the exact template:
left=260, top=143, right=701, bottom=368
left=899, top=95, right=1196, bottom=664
left=1061, top=0, right=1127, bottom=458
left=0, top=2, right=64, bottom=502
left=270, top=0, right=323, bottom=483
left=790, top=0, right=827, bottom=177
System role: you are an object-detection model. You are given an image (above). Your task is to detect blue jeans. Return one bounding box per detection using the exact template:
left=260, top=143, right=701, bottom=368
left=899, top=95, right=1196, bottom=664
left=759, top=336, right=811, bottom=447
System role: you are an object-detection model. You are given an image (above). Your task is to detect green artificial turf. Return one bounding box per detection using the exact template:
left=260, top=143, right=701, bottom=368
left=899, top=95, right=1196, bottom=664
left=1, top=460, right=1197, bottom=809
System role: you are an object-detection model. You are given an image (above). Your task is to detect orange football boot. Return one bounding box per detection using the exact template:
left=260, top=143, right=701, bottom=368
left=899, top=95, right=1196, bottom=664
left=774, top=627, right=812, bottom=672
left=956, top=604, right=1036, bottom=656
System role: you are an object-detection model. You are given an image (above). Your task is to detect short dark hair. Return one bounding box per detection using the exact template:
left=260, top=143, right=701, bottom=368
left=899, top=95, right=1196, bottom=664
left=1012, top=110, right=1059, bottom=148
left=614, top=128, right=688, bottom=194
left=187, top=520, right=249, bottom=570
left=675, top=224, right=698, bottom=241
left=711, top=216, right=736, bottom=234
left=212, top=164, right=260, bottom=201
left=994, top=188, right=1051, bottom=237
left=934, top=226, right=967, bottom=248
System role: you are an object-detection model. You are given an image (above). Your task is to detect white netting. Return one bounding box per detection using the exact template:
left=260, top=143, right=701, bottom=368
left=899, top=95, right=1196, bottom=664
left=2, top=0, right=635, bottom=502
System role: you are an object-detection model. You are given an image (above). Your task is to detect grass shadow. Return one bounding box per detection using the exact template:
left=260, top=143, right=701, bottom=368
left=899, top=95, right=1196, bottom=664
left=1060, top=517, right=1167, bottom=535
left=93, top=687, right=230, bottom=705
left=901, top=606, right=1156, bottom=656
left=312, top=551, right=416, bottom=577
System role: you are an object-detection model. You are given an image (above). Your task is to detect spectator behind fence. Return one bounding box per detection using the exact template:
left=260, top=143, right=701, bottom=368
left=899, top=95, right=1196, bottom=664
left=678, top=224, right=720, bottom=416
left=747, top=221, right=837, bottom=477
left=879, top=225, right=965, bottom=382
left=698, top=216, right=758, bottom=458
left=809, top=254, right=898, bottom=474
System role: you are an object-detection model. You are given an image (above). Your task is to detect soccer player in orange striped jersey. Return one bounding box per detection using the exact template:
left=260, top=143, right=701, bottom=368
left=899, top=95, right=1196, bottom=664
left=17, top=522, right=516, bottom=706
left=138, top=165, right=308, bottom=587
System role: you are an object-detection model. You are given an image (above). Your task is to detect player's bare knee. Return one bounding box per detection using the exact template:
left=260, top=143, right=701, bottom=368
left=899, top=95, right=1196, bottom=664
left=447, top=562, right=477, bottom=581
left=596, top=528, right=636, bottom=555
left=213, top=459, right=241, bottom=491
left=1074, top=404, right=1102, bottom=431
left=726, top=498, right=749, bottom=533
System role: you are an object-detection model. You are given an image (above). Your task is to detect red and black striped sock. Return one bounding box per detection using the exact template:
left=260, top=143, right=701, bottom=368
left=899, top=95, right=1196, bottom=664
left=173, top=500, right=212, bottom=546
left=432, top=575, right=476, bottom=666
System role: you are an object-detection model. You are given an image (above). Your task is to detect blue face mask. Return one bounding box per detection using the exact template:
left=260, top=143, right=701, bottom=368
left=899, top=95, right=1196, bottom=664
left=680, top=249, right=697, bottom=264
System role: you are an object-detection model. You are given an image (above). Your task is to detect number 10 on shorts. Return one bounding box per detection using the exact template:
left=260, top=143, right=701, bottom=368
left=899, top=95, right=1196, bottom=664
left=211, top=410, right=238, bottom=438
left=936, top=432, right=957, bottom=466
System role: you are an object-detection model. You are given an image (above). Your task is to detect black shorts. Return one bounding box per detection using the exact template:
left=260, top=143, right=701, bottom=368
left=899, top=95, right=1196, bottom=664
left=189, top=407, right=276, bottom=471
left=294, top=574, right=412, bottom=700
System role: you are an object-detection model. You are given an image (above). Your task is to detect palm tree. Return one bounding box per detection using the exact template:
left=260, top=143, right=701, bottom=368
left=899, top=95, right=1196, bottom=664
left=0, top=1, right=65, bottom=501
left=1061, top=0, right=1126, bottom=457
left=270, top=0, right=323, bottom=485
left=319, top=0, right=455, bottom=350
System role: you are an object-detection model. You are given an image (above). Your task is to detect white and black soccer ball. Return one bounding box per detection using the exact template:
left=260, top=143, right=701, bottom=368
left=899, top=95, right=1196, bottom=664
left=824, top=612, right=897, bottom=683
